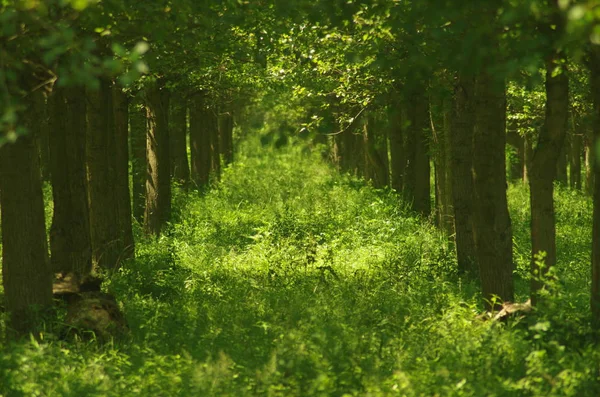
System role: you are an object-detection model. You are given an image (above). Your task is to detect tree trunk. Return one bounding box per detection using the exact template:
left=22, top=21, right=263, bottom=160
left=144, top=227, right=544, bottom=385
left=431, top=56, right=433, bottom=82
left=170, top=96, right=190, bottom=185
left=524, top=134, right=534, bottom=185
left=364, top=115, right=389, bottom=189
left=0, top=91, right=53, bottom=336
left=506, top=130, right=525, bottom=182
left=589, top=46, right=600, bottom=329
left=472, top=72, right=514, bottom=307
left=530, top=53, right=569, bottom=303
left=130, top=101, right=147, bottom=224
left=48, top=86, right=92, bottom=281
left=86, top=79, right=122, bottom=270
left=570, top=132, right=582, bottom=190
left=113, top=87, right=134, bottom=259
left=209, top=106, right=221, bottom=179
left=404, top=86, right=431, bottom=216
left=556, top=143, right=568, bottom=185
left=34, top=91, right=51, bottom=182
left=389, top=104, right=406, bottom=194
left=144, top=82, right=171, bottom=236
left=219, top=104, right=234, bottom=166
left=433, top=95, right=454, bottom=236
left=190, top=93, right=212, bottom=189
left=450, top=74, right=477, bottom=275
left=586, top=133, right=595, bottom=195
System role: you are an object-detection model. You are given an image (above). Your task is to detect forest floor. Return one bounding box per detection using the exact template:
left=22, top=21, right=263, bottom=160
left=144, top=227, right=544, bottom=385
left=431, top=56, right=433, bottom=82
left=1, top=135, right=599, bottom=396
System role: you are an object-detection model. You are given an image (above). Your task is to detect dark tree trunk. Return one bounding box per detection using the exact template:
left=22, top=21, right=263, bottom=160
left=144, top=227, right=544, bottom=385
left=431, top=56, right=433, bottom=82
left=144, top=82, right=171, bottom=236
left=524, top=134, right=534, bottom=185
left=0, top=91, right=53, bottom=336
left=389, top=104, right=406, bottom=194
left=472, top=72, right=514, bottom=308
left=364, top=115, right=389, bottom=188
left=190, top=93, right=212, bottom=189
left=404, top=86, right=431, bottom=216
left=170, top=96, right=190, bottom=185
left=570, top=132, right=582, bottom=190
left=113, top=87, right=134, bottom=258
left=530, top=53, right=570, bottom=303
left=219, top=105, right=234, bottom=166
left=209, top=106, right=221, bottom=179
left=48, top=86, right=92, bottom=281
left=586, top=132, right=595, bottom=195
left=556, top=144, right=568, bottom=184
left=450, top=74, right=477, bottom=275
left=506, top=130, right=525, bottom=182
left=433, top=95, right=454, bottom=236
left=130, top=101, right=147, bottom=224
left=589, top=46, right=600, bottom=329
left=34, top=91, right=51, bottom=182
left=86, top=79, right=122, bottom=270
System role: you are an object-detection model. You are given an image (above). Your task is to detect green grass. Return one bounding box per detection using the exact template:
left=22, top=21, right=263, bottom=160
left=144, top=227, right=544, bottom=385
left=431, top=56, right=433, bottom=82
left=1, top=136, right=599, bottom=396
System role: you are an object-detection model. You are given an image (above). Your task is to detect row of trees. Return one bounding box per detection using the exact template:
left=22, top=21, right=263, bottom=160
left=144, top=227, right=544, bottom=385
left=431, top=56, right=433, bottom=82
left=1, top=0, right=600, bottom=335
left=264, top=1, right=600, bottom=317
left=0, top=0, right=265, bottom=336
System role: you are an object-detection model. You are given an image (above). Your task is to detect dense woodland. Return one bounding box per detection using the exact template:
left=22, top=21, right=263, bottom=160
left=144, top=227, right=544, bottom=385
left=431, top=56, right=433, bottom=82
left=1, top=0, right=600, bottom=395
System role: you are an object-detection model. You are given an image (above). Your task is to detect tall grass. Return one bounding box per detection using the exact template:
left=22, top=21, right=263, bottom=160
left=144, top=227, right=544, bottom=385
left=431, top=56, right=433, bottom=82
left=0, top=136, right=598, bottom=396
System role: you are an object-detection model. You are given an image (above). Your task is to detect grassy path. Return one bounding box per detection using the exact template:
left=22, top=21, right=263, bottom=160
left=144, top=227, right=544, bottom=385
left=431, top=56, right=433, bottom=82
left=1, top=137, right=598, bottom=396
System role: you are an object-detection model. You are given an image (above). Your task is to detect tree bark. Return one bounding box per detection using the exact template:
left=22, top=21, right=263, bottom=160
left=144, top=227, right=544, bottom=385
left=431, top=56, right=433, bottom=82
left=170, top=96, right=190, bottom=185
left=404, top=86, right=431, bottom=216
left=34, top=91, right=51, bottom=182
left=209, top=106, right=221, bottom=179
left=472, top=72, right=514, bottom=307
left=190, top=92, right=212, bottom=189
left=144, top=82, right=171, bottom=236
left=433, top=95, right=454, bottom=236
left=0, top=91, right=53, bottom=336
left=585, top=132, right=595, bottom=195
left=450, top=74, right=477, bottom=275
left=570, top=131, right=582, bottom=190
left=219, top=104, right=234, bottom=166
left=389, top=104, right=406, bottom=194
left=130, top=101, right=147, bottom=224
left=589, top=46, right=600, bottom=329
left=364, top=115, right=389, bottom=188
left=113, top=87, right=134, bottom=259
left=86, top=79, right=122, bottom=270
left=506, top=130, right=525, bottom=182
left=48, top=86, right=92, bottom=281
left=529, top=52, right=569, bottom=303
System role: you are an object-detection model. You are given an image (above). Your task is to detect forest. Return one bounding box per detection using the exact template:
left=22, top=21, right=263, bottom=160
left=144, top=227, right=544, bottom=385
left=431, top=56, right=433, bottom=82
left=1, top=0, right=600, bottom=395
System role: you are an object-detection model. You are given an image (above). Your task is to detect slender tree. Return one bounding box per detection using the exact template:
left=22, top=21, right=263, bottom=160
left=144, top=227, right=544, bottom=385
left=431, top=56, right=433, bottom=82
left=589, top=45, right=600, bottom=328
left=190, top=92, right=212, bottom=189
left=130, top=101, right=147, bottom=224
left=170, top=95, right=190, bottom=186
left=144, top=80, right=171, bottom=236
left=113, top=86, right=135, bottom=258
left=529, top=4, right=570, bottom=301
left=449, top=74, right=477, bottom=275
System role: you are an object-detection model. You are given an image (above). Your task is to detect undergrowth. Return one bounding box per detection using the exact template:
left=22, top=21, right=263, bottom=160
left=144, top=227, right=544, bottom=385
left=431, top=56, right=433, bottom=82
left=0, top=136, right=599, bottom=396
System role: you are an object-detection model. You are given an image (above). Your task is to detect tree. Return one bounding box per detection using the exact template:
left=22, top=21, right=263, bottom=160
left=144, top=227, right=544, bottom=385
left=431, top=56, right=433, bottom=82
left=48, top=85, right=92, bottom=281
left=86, top=78, right=123, bottom=270
left=170, top=95, right=191, bottom=186
left=144, top=80, right=171, bottom=236
left=0, top=91, right=53, bottom=336
left=472, top=69, right=514, bottom=307
left=113, top=86, right=135, bottom=258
